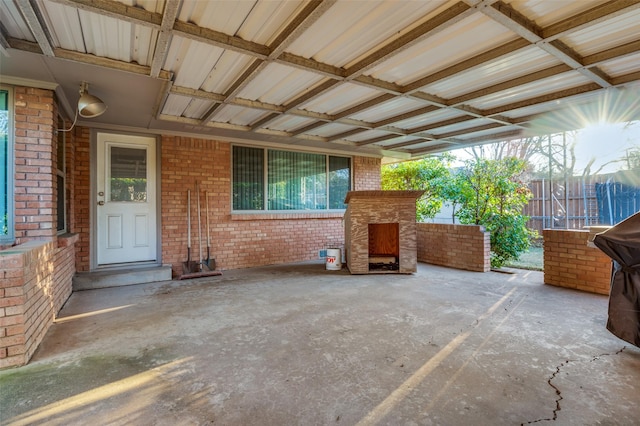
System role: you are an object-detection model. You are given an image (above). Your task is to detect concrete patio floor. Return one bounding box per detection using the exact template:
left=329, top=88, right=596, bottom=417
left=1, top=262, right=639, bottom=425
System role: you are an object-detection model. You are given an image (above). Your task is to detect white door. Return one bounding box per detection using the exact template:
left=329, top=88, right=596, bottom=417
left=96, top=133, right=157, bottom=266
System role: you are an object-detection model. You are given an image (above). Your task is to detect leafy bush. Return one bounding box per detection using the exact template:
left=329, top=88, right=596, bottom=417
left=454, top=157, right=536, bottom=268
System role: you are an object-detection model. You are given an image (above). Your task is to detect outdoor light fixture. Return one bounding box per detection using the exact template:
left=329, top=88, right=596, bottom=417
left=58, top=81, right=107, bottom=132
left=77, top=81, right=107, bottom=118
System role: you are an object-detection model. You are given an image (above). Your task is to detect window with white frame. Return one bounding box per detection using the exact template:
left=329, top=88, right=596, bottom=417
left=0, top=86, right=14, bottom=244
left=232, top=146, right=351, bottom=211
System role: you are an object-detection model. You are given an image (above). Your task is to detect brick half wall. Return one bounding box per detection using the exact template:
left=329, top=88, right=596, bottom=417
left=0, top=235, right=77, bottom=369
left=417, top=223, right=490, bottom=272
left=543, top=229, right=611, bottom=295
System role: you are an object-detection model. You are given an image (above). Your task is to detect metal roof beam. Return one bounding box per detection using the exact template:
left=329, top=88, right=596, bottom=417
left=403, top=39, right=530, bottom=94
left=333, top=94, right=396, bottom=120
left=542, top=0, right=640, bottom=41
left=448, top=64, right=572, bottom=106
left=326, top=128, right=369, bottom=142
left=482, top=1, right=613, bottom=88
left=434, top=122, right=505, bottom=139
left=54, top=47, right=172, bottom=79
left=14, top=0, right=54, bottom=56
left=290, top=121, right=327, bottom=136
left=405, top=116, right=477, bottom=135
left=50, top=0, right=162, bottom=27
left=234, top=1, right=338, bottom=131
left=483, top=83, right=602, bottom=117
left=150, top=0, right=180, bottom=78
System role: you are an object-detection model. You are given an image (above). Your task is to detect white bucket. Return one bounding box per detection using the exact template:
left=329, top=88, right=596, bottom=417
left=326, top=248, right=342, bottom=270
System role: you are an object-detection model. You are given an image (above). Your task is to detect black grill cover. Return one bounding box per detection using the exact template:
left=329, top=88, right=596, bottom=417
left=593, top=211, right=640, bottom=347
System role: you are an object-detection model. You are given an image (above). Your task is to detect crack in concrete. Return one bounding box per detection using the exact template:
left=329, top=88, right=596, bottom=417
left=521, top=346, right=627, bottom=425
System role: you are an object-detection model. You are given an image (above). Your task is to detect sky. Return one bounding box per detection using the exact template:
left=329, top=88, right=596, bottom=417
left=449, top=120, right=640, bottom=176
left=572, top=121, right=639, bottom=174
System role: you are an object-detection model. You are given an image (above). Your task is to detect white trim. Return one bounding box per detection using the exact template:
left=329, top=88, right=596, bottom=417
left=0, top=76, right=58, bottom=91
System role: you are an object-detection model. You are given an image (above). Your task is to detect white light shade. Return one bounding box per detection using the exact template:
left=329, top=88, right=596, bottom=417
left=78, top=92, right=107, bottom=118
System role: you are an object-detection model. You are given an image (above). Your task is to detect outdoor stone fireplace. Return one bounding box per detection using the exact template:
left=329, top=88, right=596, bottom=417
left=343, top=190, right=423, bottom=274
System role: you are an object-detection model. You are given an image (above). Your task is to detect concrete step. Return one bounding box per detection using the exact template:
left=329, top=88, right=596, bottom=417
left=73, top=265, right=173, bottom=291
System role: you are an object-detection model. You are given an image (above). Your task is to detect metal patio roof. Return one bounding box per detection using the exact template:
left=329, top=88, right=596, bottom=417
left=1, top=0, right=640, bottom=161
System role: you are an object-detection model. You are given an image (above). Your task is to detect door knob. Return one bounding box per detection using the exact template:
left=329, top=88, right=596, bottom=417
left=98, top=201, right=105, bottom=206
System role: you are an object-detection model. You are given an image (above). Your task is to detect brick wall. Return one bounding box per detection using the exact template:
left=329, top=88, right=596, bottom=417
left=13, top=87, right=56, bottom=242
left=354, top=156, right=381, bottom=190
left=543, top=229, right=612, bottom=295
left=160, top=136, right=381, bottom=277
left=0, top=238, right=76, bottom=368
left=71, top=127, right=91, bottom=272
left=0, top=86, right=78, bottom=368
left=417, top=223, right=490, bottom=272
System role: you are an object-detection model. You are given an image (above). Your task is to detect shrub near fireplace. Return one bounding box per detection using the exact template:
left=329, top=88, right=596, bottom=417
left=343, top=190, right=424, bottom=274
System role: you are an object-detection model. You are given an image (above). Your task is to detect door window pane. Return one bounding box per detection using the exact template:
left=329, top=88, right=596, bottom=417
left=110, top=146, right=147, bottom=202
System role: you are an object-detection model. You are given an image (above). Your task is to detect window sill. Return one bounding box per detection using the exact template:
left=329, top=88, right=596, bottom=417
left=57, top=232, right=79, bottom=248
left=231, top=211, right=345, bottom=221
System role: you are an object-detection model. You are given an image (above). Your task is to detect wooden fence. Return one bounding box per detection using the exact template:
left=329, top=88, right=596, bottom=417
left=524, top=172, right=640, bottom=234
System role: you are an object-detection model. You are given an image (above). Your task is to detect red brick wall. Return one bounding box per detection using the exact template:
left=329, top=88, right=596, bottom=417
left=543, top=229, right=611, bottom=295
left=417, top=223, right=490, bottom=272
left=354, top=156, right=381, bottom=190
left=0, top=238, right=76, bottom=368
left=160, top=136, right=381, bottom=276
left=0, top=87, right=78, bottom=368
left=13, top=87, right=56, bottom=242
left=71, top=127, right=91, bottom=272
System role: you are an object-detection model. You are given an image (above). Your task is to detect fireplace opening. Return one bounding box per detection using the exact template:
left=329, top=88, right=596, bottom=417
left=368, top=223, right=399, bottom=272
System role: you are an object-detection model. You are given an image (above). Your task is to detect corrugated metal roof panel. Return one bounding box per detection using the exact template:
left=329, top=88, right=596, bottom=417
left=37, top=1, right=83, bottom=49
left=211, top=104, right=270, bottom=126
left=453, top=125, right=522, bottom=141
left=1, top=1, right=36, bottom=42
left=344, top=129, right=392, bottom=143
left=300, top=83, right=383, bottom=115
left=430, top=118, right=495, bottom=135
left=165, top=36, right=227, bottom=89
left=425, top=46, right=561, bottom=98
left=238, top=62, right=325, bottom=104
left=309, top=123, right=355, bottom=138
left=161, top=94, right=192, bottom=116
left=467, top=71, right=592, bottom=110
left=286, top=0, right=449, bottom=67
left=375, top=136, right=425, bottom=148
left=265, top=115, right=316, bottom=132
left=600, top=53, right=640, bottom=78
left=183, top=99, right=216, bottom=120
left=368, top=13, right=515, bottom=85
left=179, top=0, right=256, bottom=36
left=349, top=97, right=426, bottom=123
left=179, top=0, right=304, bottom=45
left=500, top=90, right=606, bottom=120
left=563, top=8, right=640, bottom=56
left=394, top=109, right=464, bottom=130
left=200, top=51, right=255, bottom=94
left=504, top=0, right=604, bottom=27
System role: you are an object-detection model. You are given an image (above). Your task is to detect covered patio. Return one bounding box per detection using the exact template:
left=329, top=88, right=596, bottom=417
left=2, top=262, right=638, bottom=425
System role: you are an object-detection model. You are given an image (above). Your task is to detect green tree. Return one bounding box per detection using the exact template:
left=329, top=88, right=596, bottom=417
left=454, top=157, right=535, bottom=268
left=381, top=155, right=453, bottom=221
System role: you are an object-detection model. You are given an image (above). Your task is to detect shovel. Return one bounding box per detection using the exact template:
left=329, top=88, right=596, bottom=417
left=204, top=191, right=216, bottom=270
left=182, top=189, right=198, bottom=275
